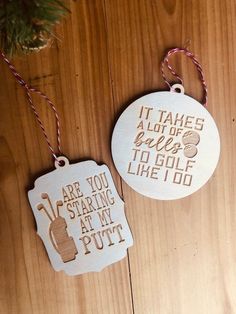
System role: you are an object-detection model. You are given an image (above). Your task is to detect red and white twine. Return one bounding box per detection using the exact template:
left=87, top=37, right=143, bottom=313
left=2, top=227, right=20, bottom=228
left=0, top=51, right=61, bottom=161
left=0, top=47, right=207, bottom=161
left=161, top=48, right=208, bottom=106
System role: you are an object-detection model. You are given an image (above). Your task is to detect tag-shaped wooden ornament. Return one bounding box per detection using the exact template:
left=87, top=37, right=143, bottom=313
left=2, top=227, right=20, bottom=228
left=0, top=52, right=133, bottom=276
left=111, top=84, right=220, bottom=200
left=28, top=157, right=133, bottom=275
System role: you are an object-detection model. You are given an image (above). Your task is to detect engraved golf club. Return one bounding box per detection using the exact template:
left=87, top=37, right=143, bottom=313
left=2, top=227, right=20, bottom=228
left=37, top=203, right=53, bottom=222
left=41, top=193, right=57, bottom=219
left=56, top=200, right=63, bottom=216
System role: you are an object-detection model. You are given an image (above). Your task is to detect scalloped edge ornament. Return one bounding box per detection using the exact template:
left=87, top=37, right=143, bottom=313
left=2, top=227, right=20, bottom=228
left=28, top=157, right=133, bottom=275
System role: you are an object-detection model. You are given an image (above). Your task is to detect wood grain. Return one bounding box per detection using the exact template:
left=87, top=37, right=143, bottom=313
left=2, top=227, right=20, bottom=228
left=0, top=0, right=236, bottom=313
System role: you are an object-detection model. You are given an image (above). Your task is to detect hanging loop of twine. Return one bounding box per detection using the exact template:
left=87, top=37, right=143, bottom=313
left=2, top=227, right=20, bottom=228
left=161, top=48, right=208, bottom=106
left=0, top=51, right=62, bottom=161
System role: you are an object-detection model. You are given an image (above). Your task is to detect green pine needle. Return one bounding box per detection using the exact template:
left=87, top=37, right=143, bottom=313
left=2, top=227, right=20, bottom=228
left=0, top=0, right=68, bottom=56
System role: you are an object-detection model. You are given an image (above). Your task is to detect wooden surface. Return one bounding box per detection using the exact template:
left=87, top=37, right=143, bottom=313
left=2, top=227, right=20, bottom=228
left=0, top=0, right=235, bottom=313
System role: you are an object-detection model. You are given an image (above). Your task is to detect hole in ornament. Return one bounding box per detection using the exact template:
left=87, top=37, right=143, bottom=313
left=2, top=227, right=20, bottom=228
left=175, top=87, right=181, bottom=93
left=171, top=84, right=184, bottom=94
left=54, top=156, right=69, bottom=169
left=59, top=160, right=65, bottom=167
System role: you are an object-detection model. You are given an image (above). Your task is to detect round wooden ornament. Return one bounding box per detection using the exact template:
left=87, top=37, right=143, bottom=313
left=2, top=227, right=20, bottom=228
left=112, top=51, right=220, bottom=200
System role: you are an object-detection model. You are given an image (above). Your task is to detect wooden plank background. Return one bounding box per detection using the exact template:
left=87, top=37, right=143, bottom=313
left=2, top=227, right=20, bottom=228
left=0, top=0, right=236, bottom=313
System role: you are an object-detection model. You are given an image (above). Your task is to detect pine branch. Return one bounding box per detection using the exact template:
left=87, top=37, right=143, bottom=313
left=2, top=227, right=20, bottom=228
left=0, top=0, right=68, bottom=56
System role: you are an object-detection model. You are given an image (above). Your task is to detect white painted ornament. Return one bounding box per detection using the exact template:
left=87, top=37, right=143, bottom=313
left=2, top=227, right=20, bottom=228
left=28, top=157, right=133, bottom=275
left=111, top=84, right=220, bottom=200
left=1, top=52, right=133, bottom=276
